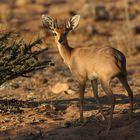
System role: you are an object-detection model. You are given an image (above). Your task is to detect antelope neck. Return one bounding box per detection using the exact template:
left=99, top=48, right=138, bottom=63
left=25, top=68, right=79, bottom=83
left=56, top=39, right=73, bottom=66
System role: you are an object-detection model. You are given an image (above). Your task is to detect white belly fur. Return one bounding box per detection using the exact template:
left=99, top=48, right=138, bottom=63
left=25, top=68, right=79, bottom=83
left=88, top=73, right=98, bottom=80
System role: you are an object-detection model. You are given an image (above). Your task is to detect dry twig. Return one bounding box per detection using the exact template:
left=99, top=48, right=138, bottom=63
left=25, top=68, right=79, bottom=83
left=0, top=31, right=53, bottom=85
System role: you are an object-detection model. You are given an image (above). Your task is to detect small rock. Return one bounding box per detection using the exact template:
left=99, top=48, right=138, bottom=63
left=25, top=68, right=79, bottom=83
left=51, top=83, right=69, bottom=94
left=65, top=89, right=75, bottom=95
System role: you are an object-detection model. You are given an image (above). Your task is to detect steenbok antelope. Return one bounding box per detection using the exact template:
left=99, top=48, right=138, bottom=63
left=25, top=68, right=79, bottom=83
left=42, top=14, right=133, bottom=133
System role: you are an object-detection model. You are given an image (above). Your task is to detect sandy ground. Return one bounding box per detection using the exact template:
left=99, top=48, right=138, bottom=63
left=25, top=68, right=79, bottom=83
left=0, top=0, right=140, bottom=140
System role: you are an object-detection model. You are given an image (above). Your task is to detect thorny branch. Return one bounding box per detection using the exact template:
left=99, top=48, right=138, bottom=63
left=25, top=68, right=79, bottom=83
left=0, top=31, right=53, bottom=85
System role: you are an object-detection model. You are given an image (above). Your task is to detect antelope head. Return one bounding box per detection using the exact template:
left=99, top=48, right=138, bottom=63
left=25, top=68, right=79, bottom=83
left=42, top=14, right=80, bottom=44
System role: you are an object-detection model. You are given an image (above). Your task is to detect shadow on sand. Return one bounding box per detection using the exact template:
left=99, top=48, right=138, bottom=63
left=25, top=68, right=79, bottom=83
left=0, top=93, right=140, bottom=140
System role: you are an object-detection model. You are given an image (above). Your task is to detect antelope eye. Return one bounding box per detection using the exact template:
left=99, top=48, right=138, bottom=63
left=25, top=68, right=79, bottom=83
left=64, top=32, right=67, bottom=36
left=53, top=33, right=57, bottom=36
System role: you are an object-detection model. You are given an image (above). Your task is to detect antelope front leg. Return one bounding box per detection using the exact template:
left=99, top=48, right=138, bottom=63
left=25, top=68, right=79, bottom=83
left=79, top=82, right=86, bottom=123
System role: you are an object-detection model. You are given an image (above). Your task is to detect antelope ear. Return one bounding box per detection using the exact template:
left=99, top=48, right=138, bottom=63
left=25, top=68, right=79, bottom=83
left=69, top=15, right=80, bottom=30
left=42, top=14, right=54, bottom=30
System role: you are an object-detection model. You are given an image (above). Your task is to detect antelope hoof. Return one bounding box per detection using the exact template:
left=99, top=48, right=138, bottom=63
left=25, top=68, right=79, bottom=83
left=101, top=114, right=107, bottom=121
left=106, top=126, right=111, bottom=135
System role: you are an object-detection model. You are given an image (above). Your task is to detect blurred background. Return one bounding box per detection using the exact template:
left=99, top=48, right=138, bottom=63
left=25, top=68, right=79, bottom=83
left=0, top=0, right=140, bottom=140
left=0, top=0, right=140, bottom=53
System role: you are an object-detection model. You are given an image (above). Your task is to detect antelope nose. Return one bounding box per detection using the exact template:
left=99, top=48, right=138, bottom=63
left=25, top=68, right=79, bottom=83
left=58, top=36, right=63, bottom=43
left=59, top=39, right=63, bottom=43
